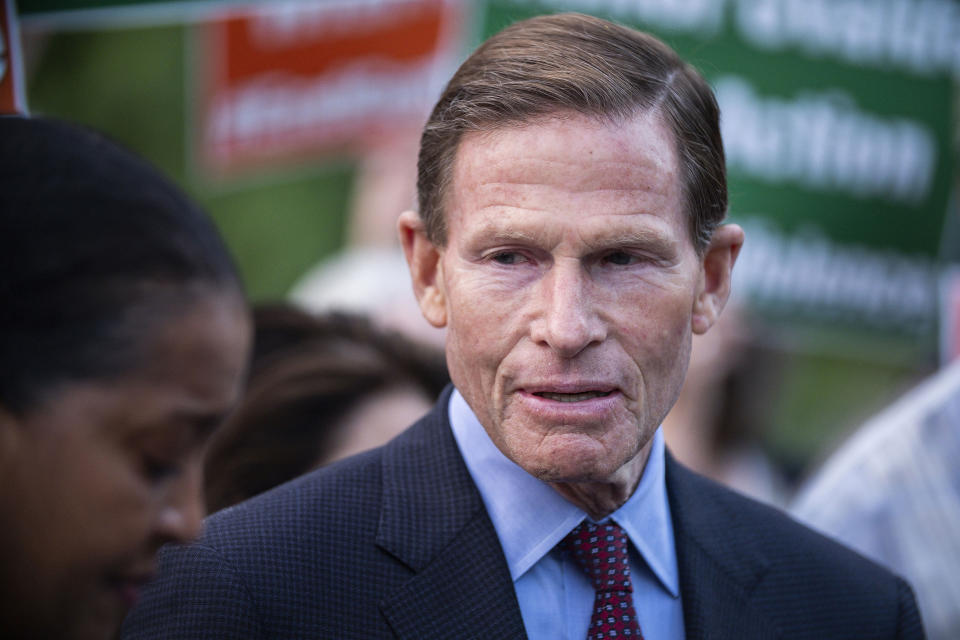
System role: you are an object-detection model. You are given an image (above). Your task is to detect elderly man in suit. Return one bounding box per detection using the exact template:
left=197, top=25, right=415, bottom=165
left=123, top=13, right=924, bottom=639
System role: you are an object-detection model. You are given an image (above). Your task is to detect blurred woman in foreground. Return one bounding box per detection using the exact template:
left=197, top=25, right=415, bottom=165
left=0, top=117, right=251, bottom=639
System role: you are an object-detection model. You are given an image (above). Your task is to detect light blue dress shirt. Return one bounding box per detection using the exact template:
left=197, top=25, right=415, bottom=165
left=448, top=389, right=685, bottom=640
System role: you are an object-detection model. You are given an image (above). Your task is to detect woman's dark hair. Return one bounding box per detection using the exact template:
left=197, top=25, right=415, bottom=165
left=0, top=117, right=242, bottom=413
left=203, top=304, right=449, bottom=512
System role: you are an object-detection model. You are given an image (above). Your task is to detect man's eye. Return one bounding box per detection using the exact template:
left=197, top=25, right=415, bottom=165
left=603, top=251, right=635, bottom=266
left=491, top=252, right=527, bottom=265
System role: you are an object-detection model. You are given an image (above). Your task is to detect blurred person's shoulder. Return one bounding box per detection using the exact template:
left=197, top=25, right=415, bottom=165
left=790, top=362, right=960, bottom=640
left=794, top=360, right=960, bottom=527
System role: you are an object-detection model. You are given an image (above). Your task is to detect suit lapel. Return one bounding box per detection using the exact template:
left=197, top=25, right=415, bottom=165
left=380, top=514, right=527, bottom=639
left=374, top=397, right=784, bottom=639
left=666, top=454, right=783, bottom=640
left=376, top=387, right=527, bottom=639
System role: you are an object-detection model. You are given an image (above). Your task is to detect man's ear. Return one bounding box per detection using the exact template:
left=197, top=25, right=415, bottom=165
left=692, top=223, right=744, bottom=335
left=398, top=210, right=447, bottom=328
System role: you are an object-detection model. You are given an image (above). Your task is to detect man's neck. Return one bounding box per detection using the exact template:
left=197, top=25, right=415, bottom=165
left=548, top=444, right=653, bottom=520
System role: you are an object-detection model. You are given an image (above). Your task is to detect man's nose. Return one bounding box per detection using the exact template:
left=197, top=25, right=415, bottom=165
left=155, top=458, right=205, bottom=545
left=529, top=259, right=605, bottom=358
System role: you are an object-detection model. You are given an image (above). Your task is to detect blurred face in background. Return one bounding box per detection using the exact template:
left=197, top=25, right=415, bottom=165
left=318, top=384, right=435, bottom=466
left=0, top=293, right=250, bottom=640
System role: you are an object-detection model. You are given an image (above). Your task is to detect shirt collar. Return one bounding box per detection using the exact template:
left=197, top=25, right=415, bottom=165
left=448, top=388, right=679, bottom=597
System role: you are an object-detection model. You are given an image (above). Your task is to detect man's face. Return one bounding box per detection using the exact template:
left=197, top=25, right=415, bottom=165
left=404, top=110, right=733, bottom=486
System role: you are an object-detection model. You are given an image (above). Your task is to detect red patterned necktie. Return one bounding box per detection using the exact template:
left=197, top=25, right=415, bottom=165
left=561, top=521, right=645, bottom=640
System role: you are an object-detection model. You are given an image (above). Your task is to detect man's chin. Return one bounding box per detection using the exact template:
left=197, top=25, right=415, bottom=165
left=529, top=438, right=643, bottom=480
left=523, top=455, right=624, bottom=485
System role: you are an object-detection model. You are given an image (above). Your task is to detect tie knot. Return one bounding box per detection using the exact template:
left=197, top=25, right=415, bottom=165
left=561, top=521, right=633, bottom=593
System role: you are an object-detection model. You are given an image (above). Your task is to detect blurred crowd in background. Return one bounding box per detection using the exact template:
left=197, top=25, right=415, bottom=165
left=2, top=0, right=959, bottom=637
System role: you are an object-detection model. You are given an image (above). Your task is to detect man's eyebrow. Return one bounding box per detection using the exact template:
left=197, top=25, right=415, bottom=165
left=471, top=225, right=542, bottom=245
left=589, top=229, right=677, bottom=254
left=467, top=219, right=678, bottom=253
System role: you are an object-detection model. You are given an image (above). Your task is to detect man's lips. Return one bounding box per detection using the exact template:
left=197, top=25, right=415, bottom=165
left=516, top=386, right=621, bottom=421
left=532, top=390, right=613, bottom=402
left=519, top=381, right=620, bottom=402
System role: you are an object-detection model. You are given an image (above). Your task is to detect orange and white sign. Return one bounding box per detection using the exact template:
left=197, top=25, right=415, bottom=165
left=195, top=0, right=467, bottom=177
left=1, top=0, right=28, bottom=115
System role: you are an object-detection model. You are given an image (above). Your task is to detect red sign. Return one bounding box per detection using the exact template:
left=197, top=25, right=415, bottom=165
left=1, top=0, right=27, bottom=115
left=195, top=0, right=467, bottom=177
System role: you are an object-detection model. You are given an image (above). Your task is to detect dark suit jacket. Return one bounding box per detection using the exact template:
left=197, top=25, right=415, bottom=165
left=122, top=387, right=924, bottom=639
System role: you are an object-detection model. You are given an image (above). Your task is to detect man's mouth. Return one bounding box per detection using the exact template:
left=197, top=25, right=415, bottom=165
left=533, top=391, right=612, bottom=402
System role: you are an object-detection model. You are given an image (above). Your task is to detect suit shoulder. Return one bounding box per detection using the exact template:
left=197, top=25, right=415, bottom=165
left=668, top=462, right=924, bottom=638
left=122, top=540, right=264, bottom=638
left=124, top=447, right=393, bottom=638
left=671, top=462, right=897, bottom=577
left=202, top=445, right=385, bottom=553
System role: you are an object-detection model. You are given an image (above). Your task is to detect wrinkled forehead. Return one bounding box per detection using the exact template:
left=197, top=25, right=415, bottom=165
left=445, top=110, right=685, bottom=235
